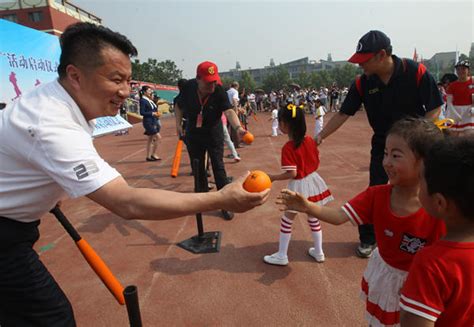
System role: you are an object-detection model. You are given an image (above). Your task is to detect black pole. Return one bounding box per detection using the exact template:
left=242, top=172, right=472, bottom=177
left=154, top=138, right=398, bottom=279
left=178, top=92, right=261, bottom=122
left=177, top=158, right=221, bottom=254
left=192, top=158, right=205, bottom=237
left=50, top=206, right=81, bottom=242
left=123, top=285, right=142, bottom=327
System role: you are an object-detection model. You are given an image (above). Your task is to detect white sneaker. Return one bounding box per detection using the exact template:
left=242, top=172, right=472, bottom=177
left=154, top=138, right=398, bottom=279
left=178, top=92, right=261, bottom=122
left=263, top=253, right=289, bottom=266
left=308, top=248, right=325, bottom=263
left=233, top=156, right=241, bottom=162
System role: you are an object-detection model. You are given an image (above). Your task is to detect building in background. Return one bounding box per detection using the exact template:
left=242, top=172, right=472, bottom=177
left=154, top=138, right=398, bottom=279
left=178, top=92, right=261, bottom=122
left=220, top=55, right=348, bottom=84
left=0, top=0, right=100, bottom=36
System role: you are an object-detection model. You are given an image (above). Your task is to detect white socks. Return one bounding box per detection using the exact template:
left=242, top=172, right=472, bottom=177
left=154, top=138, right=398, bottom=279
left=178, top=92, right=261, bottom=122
left=308, top=216, right=324, bottom=256
left=275, top=215, right=324, bottom=259
left=277, top=215, right=293, bottom=258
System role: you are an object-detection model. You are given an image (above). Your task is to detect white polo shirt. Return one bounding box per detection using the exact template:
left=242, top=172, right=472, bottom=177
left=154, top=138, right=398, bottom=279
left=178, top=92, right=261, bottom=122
left=0, top=79, right=120, bottom=223
left=226, top=87, right=239, bottom=106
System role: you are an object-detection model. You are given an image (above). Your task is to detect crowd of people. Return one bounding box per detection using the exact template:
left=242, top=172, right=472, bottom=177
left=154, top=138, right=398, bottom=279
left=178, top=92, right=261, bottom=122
left=0, top=22, right=472, bottom=327
left=225, top=85, right=349, bottom=116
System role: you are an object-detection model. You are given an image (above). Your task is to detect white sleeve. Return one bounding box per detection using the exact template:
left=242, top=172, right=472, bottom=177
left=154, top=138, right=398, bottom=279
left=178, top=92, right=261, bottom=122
left=31, top=123, right=120, bottom=198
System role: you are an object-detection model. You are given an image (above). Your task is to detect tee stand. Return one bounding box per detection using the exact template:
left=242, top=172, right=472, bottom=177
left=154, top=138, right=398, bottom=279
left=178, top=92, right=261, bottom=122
left=177, top=159, right=221, bottom=253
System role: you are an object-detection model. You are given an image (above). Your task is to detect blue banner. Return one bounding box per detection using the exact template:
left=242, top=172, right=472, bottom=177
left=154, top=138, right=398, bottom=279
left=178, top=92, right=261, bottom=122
left=0, top=19, right=131, bottom=137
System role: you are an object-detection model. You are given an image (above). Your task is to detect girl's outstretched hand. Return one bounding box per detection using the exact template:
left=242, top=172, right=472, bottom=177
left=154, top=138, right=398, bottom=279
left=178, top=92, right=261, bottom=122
left=276, top=189, right=309, bottom=213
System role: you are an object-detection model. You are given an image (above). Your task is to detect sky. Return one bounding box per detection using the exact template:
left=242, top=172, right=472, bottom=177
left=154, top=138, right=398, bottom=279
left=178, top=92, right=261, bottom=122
left=73, top=0, right=473, bottom=79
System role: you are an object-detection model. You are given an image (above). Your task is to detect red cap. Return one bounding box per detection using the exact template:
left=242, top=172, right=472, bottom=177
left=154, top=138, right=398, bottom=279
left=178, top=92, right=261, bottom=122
left=196, top=61, right=222, bottom=84
left=348, top=52, right=376, bottom=64
left=348, top=30, right=391, bottom=64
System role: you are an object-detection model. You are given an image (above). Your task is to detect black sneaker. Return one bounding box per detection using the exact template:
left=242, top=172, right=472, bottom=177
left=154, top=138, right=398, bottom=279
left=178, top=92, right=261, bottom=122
left=356, top=243, right=376, bottom=258
left=221, top=210, right=234, bottom=220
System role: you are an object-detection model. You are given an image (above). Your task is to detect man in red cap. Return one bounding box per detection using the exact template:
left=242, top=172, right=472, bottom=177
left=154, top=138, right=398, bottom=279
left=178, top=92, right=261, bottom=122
left=317, top=30, right=443, bottom=258
left=174, top=61, right=247, bottom=220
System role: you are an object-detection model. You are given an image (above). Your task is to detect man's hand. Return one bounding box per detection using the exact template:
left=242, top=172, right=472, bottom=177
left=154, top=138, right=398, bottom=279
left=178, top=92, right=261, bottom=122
left=176, top=125, right=184, bottom=139
left=237, top=126, right=247, bottom=137
left=276, top=189, right=309, bottom=213
left=218, top=172, right=270, bottom=212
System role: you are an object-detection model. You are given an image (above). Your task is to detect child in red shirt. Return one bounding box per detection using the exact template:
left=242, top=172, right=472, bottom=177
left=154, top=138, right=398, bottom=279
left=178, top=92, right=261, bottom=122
left=400, top=136, right=474, bottom=327
left=263, top=103, right=333, bottom=266
left=277, top=118, right=446, bottom=326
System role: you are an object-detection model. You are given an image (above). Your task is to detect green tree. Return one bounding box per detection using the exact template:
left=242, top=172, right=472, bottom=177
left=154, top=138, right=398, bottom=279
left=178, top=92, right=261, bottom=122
left=156, top=60, right=183, bottom=85
left=239, top=71, right=257, bottom=91
left=296, top=69, right=311, bottom=88
left=221, top=76, right=233, bottom=89
left=310, top=70, right=330, bottom=88
left=262, top=65, right=291, bottom=91
left=329, top=64, right=362, bottom=87
left=132, top=58, right=183, bottom=85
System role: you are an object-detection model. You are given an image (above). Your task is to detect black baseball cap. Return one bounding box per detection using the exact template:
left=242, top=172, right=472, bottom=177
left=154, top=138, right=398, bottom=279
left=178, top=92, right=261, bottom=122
left=455, top=60, right=470, bottom=68
left=348, top=30, right=391, bottom=64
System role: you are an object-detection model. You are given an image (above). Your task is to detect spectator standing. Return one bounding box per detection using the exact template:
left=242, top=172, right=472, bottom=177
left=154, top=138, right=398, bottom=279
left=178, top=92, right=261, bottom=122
left=174, top=62, right=248, bottom=220
left=227, top=81, right=242, bottom=149
left=445, top=60, right=473, bottom=136
left=140, top=85, right=161, bottom=161
left=318, top=30, right=442, bottom=258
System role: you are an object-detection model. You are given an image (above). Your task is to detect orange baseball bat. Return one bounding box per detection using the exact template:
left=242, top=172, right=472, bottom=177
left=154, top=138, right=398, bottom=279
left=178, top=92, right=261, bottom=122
left=171, top=139, right=184, bottom=178
left=50, top=206, right=125, bottom=305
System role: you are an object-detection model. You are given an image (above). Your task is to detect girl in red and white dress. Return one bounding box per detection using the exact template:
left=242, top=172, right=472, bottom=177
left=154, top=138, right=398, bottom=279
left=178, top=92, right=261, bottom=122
left=446, top=60, right=474, bottom=136
left=263, top=103, right=333, bottom=266
left=277, top=118, right=447, bottom=327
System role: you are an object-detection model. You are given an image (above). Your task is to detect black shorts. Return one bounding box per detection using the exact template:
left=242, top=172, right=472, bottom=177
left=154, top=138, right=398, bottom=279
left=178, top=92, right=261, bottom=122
left=0, top=217, right=76, bottom=326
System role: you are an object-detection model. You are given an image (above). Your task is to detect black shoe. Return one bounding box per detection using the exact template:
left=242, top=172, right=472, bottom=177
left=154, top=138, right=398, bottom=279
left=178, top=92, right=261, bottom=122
left=146, top=157, right=157, bottom=161
left=226, top=176, right=233, bottom=183
left=221, top=210, right=234, bottom=220
left=356, top=243, right=376, bottom=258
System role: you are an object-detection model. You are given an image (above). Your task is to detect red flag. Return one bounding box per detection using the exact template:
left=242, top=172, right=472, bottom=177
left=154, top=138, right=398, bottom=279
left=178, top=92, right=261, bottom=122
left=413, top=48, right=418, bottom=62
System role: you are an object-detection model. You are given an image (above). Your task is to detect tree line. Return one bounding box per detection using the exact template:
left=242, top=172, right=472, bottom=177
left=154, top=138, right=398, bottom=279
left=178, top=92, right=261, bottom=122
left=132, top=51, right=473, bottom=90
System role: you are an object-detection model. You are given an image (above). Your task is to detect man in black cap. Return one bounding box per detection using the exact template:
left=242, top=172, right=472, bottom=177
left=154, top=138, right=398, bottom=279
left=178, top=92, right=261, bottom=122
left=317, top=30, right=443, bottom=258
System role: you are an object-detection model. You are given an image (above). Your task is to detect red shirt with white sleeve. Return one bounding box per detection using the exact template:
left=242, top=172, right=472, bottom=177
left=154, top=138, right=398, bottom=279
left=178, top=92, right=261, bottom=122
left=342, top=185, right=446, bottom=271
left=281, top=136, right=319, bottom=179
left=446, top=77, right=474, bottom=105
left=400, top=240, right=474, bottom=326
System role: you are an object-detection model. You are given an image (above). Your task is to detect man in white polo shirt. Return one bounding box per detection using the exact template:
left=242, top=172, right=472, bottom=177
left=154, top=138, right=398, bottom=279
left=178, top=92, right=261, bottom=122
left=0, top=22, right=269, bottom=326
left=226, top=81, right=242, bottom=150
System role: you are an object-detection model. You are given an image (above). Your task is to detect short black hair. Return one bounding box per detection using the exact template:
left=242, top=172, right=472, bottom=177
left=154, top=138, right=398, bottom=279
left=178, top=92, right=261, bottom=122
left=177, top=78, right=187, bottom=91
left=278, top=103, right=306, bottom=148
left=424, top=136, right=474, bottom=220
left=58, top=22, right=137, bottom=78
left=387, top=117, right=443, bottom=159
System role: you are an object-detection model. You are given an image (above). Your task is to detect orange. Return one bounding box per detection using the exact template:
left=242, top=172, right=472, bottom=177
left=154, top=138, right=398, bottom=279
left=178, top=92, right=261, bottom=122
left=243, top=170, right=272, bottom=193
left=242, top=131, right=254, bottom=145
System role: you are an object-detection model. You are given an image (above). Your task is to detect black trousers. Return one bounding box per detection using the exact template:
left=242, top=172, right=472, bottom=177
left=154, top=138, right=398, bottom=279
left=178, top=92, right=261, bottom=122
left=0, top=217, right=76, bottom=327
left=185, top=128, right=229, bottom=192
left=358, top=139, right=389, bottom=246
